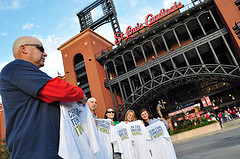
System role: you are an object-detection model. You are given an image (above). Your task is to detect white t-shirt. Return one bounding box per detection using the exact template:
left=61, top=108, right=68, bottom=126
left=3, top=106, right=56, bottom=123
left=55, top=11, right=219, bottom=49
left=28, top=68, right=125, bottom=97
left=85, top=110, right=104, bottom=159
left=114, top=122, right=135, bottom=159
left=58, top=102, right=103, bottom=159
left=111, top=125, right=124, bottom=154
left=146, top=121, right=177, bottom=159
left=128, top=120, right=152, bottom=159
left=96, top=119, right=117, bottom=159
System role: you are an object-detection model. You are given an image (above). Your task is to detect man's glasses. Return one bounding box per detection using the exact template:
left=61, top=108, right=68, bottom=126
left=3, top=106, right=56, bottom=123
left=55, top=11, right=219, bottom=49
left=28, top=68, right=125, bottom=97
left=107, top=111, right=114, bottom=114
left=23, top=44, right=45, bottom=53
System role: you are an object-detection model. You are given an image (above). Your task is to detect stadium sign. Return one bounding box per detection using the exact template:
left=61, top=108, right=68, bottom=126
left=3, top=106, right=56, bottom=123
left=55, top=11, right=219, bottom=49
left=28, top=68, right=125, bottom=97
left=114, top=2, right=184, bottom=45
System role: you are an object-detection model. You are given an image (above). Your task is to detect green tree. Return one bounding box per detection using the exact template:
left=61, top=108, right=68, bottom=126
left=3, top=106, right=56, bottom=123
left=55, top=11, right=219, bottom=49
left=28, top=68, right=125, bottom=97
left=0, top=138, right=11, bottom=159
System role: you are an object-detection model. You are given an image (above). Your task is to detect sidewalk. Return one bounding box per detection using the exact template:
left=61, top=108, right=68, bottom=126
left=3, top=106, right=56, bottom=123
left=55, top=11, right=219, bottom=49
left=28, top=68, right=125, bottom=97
left=221, top=117, right=240, bottom=129
left=173, top=118, right=240, bottom=144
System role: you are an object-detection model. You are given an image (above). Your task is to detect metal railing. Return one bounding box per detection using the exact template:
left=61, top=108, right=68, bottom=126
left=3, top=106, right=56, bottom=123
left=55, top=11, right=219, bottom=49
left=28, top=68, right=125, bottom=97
left=94, top=0, right=208, bottom=60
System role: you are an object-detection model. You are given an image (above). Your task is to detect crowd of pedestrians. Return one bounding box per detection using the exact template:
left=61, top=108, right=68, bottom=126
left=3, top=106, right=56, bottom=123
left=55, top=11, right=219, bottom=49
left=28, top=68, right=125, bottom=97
left=217, top=106, right=240, bottom=123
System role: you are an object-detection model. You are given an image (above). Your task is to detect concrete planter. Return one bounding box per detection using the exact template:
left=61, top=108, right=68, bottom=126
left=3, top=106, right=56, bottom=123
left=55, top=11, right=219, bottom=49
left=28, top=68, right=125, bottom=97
left=170, top=122, right=221, bottom=143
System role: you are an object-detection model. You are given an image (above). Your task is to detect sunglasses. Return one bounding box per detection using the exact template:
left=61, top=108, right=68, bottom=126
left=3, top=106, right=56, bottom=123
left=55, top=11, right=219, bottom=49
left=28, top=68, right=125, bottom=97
left=23, top=44, right=45, bottom=53
left=107, top=111, right=114, bottom=113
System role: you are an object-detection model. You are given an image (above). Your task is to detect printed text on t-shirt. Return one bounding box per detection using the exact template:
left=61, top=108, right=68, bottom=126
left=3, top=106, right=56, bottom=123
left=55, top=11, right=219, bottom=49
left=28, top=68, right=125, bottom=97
left=130, top=125, right=143, bottom=136
left=148, top=126, right=163, bottom=140
left=97, top=120, right=110, bottom=134
left=117, top=128, right=129, bottom=141
left=68, top=108, right=84, bottom=136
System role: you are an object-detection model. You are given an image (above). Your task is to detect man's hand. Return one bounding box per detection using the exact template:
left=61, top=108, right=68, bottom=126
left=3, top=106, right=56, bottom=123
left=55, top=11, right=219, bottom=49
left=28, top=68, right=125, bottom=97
left=79, top=94, right=87, bottom=106
left=94, top=119, right=97, bottom=125
left=111, top=120, right=114, bottom=126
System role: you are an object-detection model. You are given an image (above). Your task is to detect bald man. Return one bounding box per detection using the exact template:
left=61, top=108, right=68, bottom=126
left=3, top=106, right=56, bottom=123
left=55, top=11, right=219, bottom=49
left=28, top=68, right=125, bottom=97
left=0, top=36, right=86, bottom=159
left=87, top=97, right=98, bottom=119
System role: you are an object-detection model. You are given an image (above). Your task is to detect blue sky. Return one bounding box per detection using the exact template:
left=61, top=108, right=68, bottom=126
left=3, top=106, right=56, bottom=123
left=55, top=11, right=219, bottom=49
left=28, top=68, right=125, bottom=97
left=0, top=0, right=197, bottom=97
left=0, top=0, right=193, bottom=102
left=0, top=0, right=192, bottom=78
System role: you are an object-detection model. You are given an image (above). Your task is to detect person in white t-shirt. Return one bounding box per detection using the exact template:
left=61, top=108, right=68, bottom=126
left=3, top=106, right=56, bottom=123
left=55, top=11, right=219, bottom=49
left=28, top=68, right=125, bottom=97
left=124, top=109, right=152, bottom=159
left=128, top=120, right=152, bottom=159
left=104, top=107, right=121, bottom=159
left=96, top=118, right=116, bottom=159
left=87, top=97, right=98, bottom=119
left=140, top=108, right=169, bottom=129
left=58, top=102, right=103, bottom=159
left=105, top=107, right=120, bottom=126
left=114, top=121, right=135, bottom=159
left=114, top=109, right=138, bottom=159
left=146, top=121, right=177, bottom=159
left=124, top=109, right=137, bottom=123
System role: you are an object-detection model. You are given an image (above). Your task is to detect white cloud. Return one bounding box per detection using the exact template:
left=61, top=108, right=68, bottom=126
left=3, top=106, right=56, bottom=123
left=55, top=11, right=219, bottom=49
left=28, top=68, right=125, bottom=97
left=0, top=35, right=64, bottom=84
left=134, top=6, right=158, bottom=22
left=1, top=32, right=7, bottom=36
left=0, top=0, right=20, bottom=10
left=36, top=35, right=65, bottom=78
left=69, top=16, right=79, bottom=26
left=163, top=0, right=176, bottom=8
left=95, top=23, right=115, bottom=44
left=130, top=0, right=137, bottom=7
left=22, top=23, right=39, bottom=30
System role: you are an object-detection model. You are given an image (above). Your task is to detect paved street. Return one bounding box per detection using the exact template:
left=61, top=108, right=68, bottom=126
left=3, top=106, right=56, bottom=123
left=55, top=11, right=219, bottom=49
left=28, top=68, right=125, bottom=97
left=174, top=126, right=240, bottom=159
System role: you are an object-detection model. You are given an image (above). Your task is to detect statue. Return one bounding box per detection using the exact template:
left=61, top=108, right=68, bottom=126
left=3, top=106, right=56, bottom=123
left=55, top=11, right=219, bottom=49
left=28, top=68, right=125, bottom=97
left=156, top=100, right=166, bottom=118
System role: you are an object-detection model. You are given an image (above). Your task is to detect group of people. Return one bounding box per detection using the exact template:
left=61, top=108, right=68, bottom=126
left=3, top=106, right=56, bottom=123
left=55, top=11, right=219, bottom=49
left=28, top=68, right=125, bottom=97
left=86, top=97, right=175, bottom=159
left=217, top=107, right=240, bottom=123
left=86, top=97, right=173, bottom=159
left=0, top=36, right=176, bottom=159
left=86, top=96, right=169, bottom=129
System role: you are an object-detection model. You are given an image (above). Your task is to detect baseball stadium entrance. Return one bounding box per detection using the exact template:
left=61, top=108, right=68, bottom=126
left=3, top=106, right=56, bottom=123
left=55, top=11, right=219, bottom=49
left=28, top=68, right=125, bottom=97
left=58, top=0, right=240, bottom=124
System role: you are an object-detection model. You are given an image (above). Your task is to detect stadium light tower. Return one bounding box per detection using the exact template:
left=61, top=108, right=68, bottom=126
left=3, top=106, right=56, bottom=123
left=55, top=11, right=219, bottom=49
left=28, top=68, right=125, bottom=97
left=76, top=0, right=121, bottom=42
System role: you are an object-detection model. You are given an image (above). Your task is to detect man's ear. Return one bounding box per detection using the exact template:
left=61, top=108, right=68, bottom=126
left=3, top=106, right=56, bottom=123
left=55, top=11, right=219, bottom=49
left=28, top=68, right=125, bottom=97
left=19, top=45, right=28, bottom=54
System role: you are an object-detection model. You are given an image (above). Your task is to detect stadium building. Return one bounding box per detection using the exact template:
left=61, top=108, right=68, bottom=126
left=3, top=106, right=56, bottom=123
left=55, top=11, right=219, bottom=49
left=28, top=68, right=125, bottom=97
left=57, top=0, right=240, bottom=125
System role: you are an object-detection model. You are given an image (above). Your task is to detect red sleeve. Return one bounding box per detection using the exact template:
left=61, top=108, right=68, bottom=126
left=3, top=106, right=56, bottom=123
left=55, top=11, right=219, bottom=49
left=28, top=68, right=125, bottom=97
left=37, top=77, right=84, bottom=103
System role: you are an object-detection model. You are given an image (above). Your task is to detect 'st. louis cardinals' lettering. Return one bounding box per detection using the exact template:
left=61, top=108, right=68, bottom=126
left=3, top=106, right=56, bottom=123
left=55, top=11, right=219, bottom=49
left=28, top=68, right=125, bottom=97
left=114, top=2, right=184, bottom=45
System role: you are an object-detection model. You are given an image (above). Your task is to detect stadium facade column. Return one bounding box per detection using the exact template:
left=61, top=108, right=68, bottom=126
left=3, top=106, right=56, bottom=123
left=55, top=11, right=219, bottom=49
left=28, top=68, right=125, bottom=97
left=58, top=28, right=114, bottom=118
left=214, top=0, right=240, bottom=59
left=0, top=103, right=5, bottom=139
